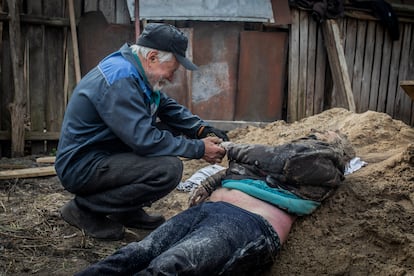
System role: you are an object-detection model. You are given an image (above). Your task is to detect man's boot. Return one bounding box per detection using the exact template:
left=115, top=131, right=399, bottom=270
left=110, top=208, right=165, bottom=230
left=60, top=199, right=125, bottom=240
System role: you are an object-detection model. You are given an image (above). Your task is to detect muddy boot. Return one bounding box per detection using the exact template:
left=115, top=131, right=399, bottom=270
left=60, top=200, right=125, bottom=240
left=110, top=208, right=165, bottom=230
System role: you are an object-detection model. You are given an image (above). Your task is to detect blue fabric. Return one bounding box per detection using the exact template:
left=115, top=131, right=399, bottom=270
left=76, top=202, right=281, bottom=276
left=55, top=43, right=206, bottom=192
left=222, top=179, right=320, bottom=216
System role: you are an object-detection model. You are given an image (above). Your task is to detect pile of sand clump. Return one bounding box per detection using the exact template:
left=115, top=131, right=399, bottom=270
left=221, top=108, right=414, bottom=275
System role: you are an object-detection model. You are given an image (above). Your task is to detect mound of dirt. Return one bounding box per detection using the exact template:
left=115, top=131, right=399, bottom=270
left=1, top=107, right=413, bottom=275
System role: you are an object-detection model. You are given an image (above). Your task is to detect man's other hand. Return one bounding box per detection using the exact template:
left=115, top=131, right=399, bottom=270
left=198, top=126, right=229, bottom=141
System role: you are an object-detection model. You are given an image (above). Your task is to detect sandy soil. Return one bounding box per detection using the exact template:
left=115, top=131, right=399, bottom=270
left=0, top=107, right=413, bottom=275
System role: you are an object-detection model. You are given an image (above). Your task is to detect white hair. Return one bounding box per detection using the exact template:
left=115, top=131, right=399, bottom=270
left=130, top=44, right=174, bottom=63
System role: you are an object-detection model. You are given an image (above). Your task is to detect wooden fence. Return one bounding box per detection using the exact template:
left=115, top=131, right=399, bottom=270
left=0, top=2, right=413, bottom=157
left=288, top=9, right=414, bottom=125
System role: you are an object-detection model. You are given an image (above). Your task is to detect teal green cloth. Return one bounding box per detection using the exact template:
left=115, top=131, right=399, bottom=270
left=222, top=179, right=320, bottom=216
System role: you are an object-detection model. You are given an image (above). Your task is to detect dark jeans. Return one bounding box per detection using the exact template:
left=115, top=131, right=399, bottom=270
left=74, top=153, right=183, bottom=215
left=76, top=202, right=281, bottom=276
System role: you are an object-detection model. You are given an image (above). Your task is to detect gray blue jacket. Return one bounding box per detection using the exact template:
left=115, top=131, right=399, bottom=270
left=55, top=43, right=206, bottom=192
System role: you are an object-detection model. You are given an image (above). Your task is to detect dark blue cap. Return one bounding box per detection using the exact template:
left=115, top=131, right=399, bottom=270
left=137, top=23, right=197, bottom=71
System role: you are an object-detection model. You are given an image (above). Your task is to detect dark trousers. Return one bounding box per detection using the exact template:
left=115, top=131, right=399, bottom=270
left=76, top=202, right=281, bottom=276
left=74, top=153, right=183, bottom=215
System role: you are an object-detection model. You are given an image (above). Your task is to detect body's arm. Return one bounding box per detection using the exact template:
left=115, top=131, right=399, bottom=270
left=189, top=169, right=226, bottom=206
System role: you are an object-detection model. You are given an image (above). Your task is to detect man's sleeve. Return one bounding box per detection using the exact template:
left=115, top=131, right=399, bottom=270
left=156, top=92, right=206, bottom=139
left=96, top=78, right=205, bottom=158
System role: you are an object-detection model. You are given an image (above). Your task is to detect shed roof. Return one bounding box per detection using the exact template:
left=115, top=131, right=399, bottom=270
left=127, top=0, right=275, bottom=22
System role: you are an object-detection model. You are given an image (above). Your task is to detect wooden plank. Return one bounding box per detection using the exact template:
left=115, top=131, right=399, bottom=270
left=322, top=19, right=356, bottom=112
left=0, top=2, right=3, bottom=135
left=385, top=29, right=403, bottom=117
left=314, top=23, right=326, bottom=114
left=7, top=0, right=26, bottom=157
left=306, top=17, right=317, bottom=117
left=0, top=131, right=60, bottom=140
left=368, top=23, right=384, bottom=110
left=288, top=9, right=300, bottom=122
left=298, top=10, right=308, bottom=120
left=0, top=166, right=56, bottom=180
left=344, top=18, right=357, bottom=89
left=26, top=1, right=46, bottom=155
left=0, top=0, right=3, bottom=156
left=64, top=27, right=76, bottom=105
left=0, top=12, right=71, bottom=26
left=352, top=20, right=366, bottom=112
left=36, top=156, right=56, bottom=163
left=68, top=0, right=81, bottom=83
left=26, top=2, right=45, bottom=133
left=395, top=24, right=413, bottom=123
left=185, top=28, right=193, bottom=110
left=44, top=0, right=65, bottom=132
left=400, top=80, right=414, bottom=101
left=0, top=13, right=13, bottom=135
left=402, top=26, right=414, bottom=125
left=360, top=21, right=376, bottom=111
left=377, top=25, right=392, bottom=113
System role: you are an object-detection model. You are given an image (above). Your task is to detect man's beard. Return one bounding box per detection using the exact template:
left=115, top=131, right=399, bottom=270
left=150, top=76, right=171, bottom=91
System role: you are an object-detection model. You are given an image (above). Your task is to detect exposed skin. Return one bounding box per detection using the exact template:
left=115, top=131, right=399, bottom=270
left=209, top=188, right=296, bottom=243
left=138, top=50, right=226, bottom=165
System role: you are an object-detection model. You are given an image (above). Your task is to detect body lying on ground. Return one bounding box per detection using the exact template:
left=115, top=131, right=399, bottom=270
left=76, top=130, right=355, bottom=275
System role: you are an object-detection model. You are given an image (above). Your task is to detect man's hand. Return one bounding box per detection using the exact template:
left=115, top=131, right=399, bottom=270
left=202, top=136, right=226, bottom=164
left=198, top=126, right=229, bottom=141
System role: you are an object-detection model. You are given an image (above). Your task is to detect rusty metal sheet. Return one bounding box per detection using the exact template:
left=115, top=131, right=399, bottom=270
left=78, top=11, right=135, bottom=75
left=235, top=31, right=288, bottom=122
left=191, top=22, right=243, bottom=120
left=271, top=0, right=292, bottom=25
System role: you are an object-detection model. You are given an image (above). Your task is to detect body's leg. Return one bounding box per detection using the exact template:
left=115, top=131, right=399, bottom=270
left=75, top=204, right=205, bottom=276
left=138, top=202, right=281, bottom=276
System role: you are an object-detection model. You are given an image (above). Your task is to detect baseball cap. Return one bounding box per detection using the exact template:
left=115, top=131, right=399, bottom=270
left=137, top=23, right=198, bottom=71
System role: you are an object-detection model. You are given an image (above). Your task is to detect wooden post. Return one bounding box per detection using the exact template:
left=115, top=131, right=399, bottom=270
left=322, top=19, right=356, bottom=112
left=135, top=0, right=140, bottom=41
left=7, top=0, right=26, bottom=157
left=0, top=1, right=2, bottom=157
left=68, top=0, right=81, bottom=83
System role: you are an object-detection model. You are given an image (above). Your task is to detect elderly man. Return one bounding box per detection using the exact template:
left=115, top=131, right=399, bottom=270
left=55, top=23, right=228, bottom=240
left=76, top=130, right=355, bottom=275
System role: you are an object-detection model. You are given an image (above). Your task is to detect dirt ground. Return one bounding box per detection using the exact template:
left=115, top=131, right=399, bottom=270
left=1, top=107, right=413, bottom=275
